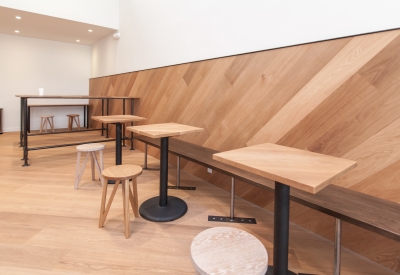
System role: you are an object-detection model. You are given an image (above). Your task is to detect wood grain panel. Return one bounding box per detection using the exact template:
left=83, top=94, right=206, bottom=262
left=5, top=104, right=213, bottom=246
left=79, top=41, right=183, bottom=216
left=89, top=29, right=400, bottom=272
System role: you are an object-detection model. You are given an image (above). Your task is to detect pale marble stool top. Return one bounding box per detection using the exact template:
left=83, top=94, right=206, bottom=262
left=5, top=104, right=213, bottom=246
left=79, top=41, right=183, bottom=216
left=76, top=143, right=105, bottom=152
left=191, top=227, right=268, bottom=275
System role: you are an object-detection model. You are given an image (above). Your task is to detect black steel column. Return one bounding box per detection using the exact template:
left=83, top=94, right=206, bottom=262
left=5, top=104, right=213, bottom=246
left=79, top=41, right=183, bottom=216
left=83, top=105, right=86, bottom=128
left=22, top=98, right=29, bottom=166
left=159, top=137, right=168, bottom=207
left=116, top=123, right=122, bottom=165
left=27, top=106, right=31, bottom=133
left=273, top=182, right=290, bottom=275
left=122, top=99, right=126, bottom=146
left=101, top=99, right=104, bottom=136
left=105, top=99, right=109, bottom=138
left=19, top=98, right=23, bottom=146
left=86, top=105, right=90, bottom=129
left=130, top=98, right=134, bottom=150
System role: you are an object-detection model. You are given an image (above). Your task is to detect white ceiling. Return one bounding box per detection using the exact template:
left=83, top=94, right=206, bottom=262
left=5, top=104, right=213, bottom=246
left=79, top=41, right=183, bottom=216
left=0, top=6, right=117, bottom=46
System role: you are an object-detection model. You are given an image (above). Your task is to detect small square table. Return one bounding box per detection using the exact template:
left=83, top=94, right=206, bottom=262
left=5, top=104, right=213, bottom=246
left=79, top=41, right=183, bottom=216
left=126, top=122, right=203, bottom=222
left=91, top=115, right=146, bottom=166
left=213, top=143, right=357, bottom=275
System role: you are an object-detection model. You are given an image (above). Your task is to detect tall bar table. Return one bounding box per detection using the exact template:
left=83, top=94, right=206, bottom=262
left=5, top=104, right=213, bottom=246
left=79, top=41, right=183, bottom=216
left=91, top=115, right=146, bottom=167
left=16, top=95, right=138, bottom=166
left=126, top=123, right=203, bottom=222
left=213, top=143, right=356, bottom=275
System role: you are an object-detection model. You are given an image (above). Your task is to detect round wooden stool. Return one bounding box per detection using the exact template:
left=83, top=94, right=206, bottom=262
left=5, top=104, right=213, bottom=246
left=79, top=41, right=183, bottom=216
left=75, top=143, right=105, bottom=189
left=191, top=227, right=268, bottom=275
left=100, top=165, right=143, bottom=239
left=67, top=114, right=80, bottom=131
left=40, top=115, right=54, bottom=133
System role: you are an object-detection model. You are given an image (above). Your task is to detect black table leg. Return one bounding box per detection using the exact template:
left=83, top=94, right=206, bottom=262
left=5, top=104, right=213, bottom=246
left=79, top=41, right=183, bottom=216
left=22, top=98, right=29, bottom=166
left=108, top=123, right=122, bottom=185
left=28, top=106, right=31, bottom=133
left=101, top=99, right=104, bottom=136
left=19, top=98, right=23, bottom=147
left=130, top=98, right=135, bottom=150
left=139, top=137, right=188, bottom=222
left=267, top=182, right=296, bottom=275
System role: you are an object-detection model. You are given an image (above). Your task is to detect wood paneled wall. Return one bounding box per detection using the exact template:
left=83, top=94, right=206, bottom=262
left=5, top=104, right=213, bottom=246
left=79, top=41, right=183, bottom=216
left=89, top=29, right=400, bottom=272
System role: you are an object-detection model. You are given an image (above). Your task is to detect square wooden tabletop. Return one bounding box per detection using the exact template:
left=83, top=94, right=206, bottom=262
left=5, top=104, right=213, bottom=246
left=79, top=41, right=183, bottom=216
left=213, top=143, right=357, bottom=194
left=126, top=122, right=203, bottom=138
left=91, top=115, right=146, bottom=124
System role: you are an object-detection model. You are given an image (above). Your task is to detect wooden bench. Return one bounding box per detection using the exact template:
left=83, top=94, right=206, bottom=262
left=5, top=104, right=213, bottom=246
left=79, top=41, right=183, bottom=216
left=135, top=135, right=400, bottom=275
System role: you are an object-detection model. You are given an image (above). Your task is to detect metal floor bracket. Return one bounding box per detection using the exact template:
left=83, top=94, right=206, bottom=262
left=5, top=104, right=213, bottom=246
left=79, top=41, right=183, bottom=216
left=168, top=186, right=196, bottom=190
left=208, top=215, right=257, bottom=224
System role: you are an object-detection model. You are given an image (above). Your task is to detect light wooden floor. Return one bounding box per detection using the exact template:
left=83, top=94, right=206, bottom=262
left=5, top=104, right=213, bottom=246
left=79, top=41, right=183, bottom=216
left=0, top=131, right=397, bottom=275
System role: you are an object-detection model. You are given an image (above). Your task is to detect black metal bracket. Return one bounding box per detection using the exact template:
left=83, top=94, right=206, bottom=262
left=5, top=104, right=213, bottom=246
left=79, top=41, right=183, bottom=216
left=208, top=215, right=257, bottom=224
left=168, top=186, right=196, bottom=190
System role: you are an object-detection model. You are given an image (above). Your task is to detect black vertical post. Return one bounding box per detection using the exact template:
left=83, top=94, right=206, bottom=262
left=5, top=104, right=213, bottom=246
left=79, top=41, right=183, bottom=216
left=22, top=98, right=29, bottom=166
left=122, top=99, right=126, bottom=146
left=106, top=99, right=109, bottom=138
left=27, top=106, right=31, bottom=133
left=273, top=181, right=290, bottom=275
left=130, top=98, right=134, bottom=150
left=116, top=123, right=122, bottom=165
left=101, top=99, right=104, bottom=136
left=86, top=105, right=90, bottom=129
left=159, top=137, right=169, bottom=207
left=83, top=105, right=86, bottom=128
left=20, top=98, right=23, bottom=146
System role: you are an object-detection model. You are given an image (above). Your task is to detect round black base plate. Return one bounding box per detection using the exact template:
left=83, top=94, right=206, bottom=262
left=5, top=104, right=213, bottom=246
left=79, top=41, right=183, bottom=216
left=266, top=266, right=298, bottom=275
left=139, top=196, right=188, bottom=222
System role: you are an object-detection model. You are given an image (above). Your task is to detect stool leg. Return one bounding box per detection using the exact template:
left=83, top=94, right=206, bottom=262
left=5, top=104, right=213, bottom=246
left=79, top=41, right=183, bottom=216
left=100, top=180, right=120, bottom=227
left=77, top=116, right=81, bottom=130
left=122, top=179, right=130, bottom=238
left=75, top=153, right=90, bottom=189
left=99, top=178, right=108, bottom=227
left=50, top=117, right=54, bottom=132
left=40, top=118, right=43, bottom=133
left=68, top=117, right=72, bottom=131
left=74, top=151, right=81, bottom=189
left=129, top=178, right=139, bottom=218
left=43, top=118, right=48, bottom=133
left=91, top=152, right=95, bottom=180
left=92, top=151, right=104, bottom=186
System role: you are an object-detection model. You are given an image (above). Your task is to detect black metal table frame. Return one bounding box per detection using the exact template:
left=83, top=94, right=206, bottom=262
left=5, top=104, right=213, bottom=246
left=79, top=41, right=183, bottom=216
left=139, top=137, right=188, bottom=222
left=19, top=96, right=136, bottom=166
left=27, top=104, right=90, bottom=132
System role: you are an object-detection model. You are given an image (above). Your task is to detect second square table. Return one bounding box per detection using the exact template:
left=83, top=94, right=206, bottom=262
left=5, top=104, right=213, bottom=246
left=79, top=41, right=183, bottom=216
left=126, top=122, right=203, bottom=222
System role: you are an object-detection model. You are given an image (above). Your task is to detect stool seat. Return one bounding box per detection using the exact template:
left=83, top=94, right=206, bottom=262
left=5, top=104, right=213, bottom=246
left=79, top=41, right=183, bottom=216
left=191, top=227, right=268, bottom=275
left=100, top=165, right=143, bottom=238
left=41, top=115, right=54, bottom=118
left=77, top=143, right=105, bottom=152
left=102, top=165, right=143, bottom=181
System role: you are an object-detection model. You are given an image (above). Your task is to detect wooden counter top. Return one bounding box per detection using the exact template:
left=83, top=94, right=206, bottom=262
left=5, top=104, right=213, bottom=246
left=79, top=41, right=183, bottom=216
left=91, top=115, right=146, bottom=124
left=213, top=143, right=357, bottom=194
left=126, top=122, right=203, bottom=138
left=16, top=95, right=138, bottom=99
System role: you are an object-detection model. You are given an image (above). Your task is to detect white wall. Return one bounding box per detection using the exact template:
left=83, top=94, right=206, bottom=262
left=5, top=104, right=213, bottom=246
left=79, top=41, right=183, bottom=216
left=92, top=0, right=400, bottom=78
left=0, top=0, right=119, bottom=29
left=0, top=33, right=91, bottom=132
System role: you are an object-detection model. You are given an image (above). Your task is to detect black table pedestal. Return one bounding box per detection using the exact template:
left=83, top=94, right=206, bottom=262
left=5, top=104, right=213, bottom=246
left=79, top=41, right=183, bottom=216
left=139, top=137, right=188, bottom=222
left=108, top=123, right=122, bottom=184
left=270, top=181, right=297, bottom=275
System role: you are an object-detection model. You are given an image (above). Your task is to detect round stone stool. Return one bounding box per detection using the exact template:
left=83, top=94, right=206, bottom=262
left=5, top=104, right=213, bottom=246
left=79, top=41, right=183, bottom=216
left=191, top=227, right=268, bottom=275
left=75, top=143, right=105, bottom=189
left=100, top=165, right=143, bottom=239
